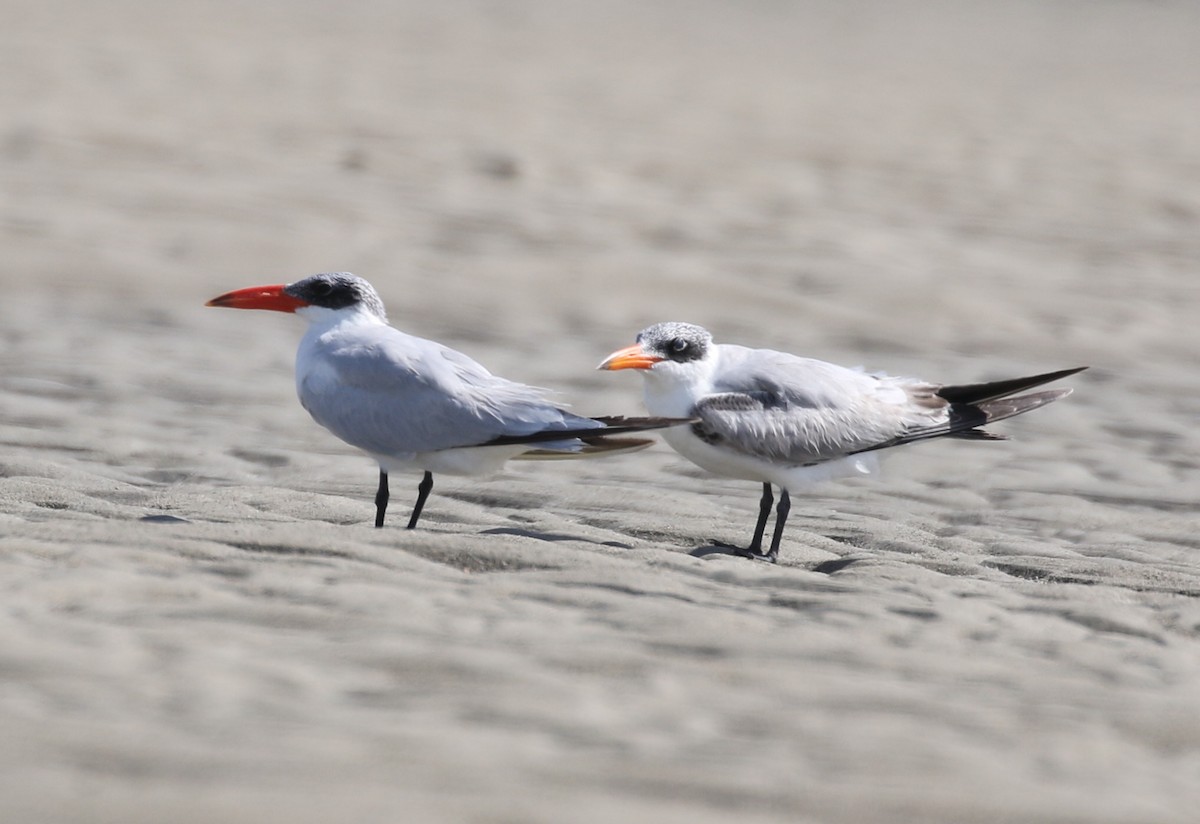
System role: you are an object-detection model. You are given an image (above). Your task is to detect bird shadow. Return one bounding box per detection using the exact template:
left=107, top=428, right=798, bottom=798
left=811, top=556, right=861, bottom=574
left=689, top=542, right=865, bottom=572
left=481, top=527, right=634, bottom=549
left=690, top=543, right=752, bottom=560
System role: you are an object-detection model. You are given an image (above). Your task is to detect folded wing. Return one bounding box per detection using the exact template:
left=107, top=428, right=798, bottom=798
left=692, top=348, right=1084, bottom=466
left=299, top=329, right=602, bottom=456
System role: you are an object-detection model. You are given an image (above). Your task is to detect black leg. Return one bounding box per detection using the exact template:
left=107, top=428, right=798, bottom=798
left=406, top=471, right=434, bottom=530
left=713, top=483, right=774, bottom=557
left=734, top=486, right=786, bottom=563
left=763, top=489, right=790, bottom=564
left=374, top=470, right=389, bottom=528
left=747, top=482, right=773, bottom=554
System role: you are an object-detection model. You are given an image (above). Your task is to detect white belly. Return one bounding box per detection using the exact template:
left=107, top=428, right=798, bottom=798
left=639, top=354, right=882, bottom=492
left=372, top=444, right=528, bottom=477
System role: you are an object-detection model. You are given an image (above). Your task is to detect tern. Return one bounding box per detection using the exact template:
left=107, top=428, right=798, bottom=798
left=599, top=322, right=1085, bottom=563
left=207, top=273, right=689, bottom=530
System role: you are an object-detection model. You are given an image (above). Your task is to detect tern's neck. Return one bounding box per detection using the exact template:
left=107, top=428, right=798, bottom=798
left=641, top=359, right=716, bottom=417
left=297, top=304, right=388, bottom=337
left=294, top=306, right=388, bottom=390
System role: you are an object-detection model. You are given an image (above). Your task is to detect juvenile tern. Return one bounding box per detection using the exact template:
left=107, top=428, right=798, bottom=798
left=599, top=321, right=1085, bottom=563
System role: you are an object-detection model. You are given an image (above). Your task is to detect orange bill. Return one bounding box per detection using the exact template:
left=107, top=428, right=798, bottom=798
left=597, top=344, right=663, bottom=371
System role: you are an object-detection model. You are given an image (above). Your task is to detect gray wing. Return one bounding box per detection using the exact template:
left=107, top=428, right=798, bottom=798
left=692, top=347, right=936, bottom=464
left=299, top=329, right=598, bottom=456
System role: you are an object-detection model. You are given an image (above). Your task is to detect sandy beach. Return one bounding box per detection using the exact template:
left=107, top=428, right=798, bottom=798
left=2, top=1, right=1199, bottom=821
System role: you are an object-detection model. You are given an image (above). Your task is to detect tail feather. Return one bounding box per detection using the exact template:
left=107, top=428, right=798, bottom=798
left=481, top=415, right=693, bottom=447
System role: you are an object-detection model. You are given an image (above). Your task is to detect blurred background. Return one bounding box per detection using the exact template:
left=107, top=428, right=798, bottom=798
left=3, top=0, right=1197, bottom=358
left=4, top=0, right=1198, bottom=486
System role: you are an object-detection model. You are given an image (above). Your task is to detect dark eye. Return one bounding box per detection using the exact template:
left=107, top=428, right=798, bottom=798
left=670, top=338, right=689, bottom=354
left=310, top=280, right=334, bottom=297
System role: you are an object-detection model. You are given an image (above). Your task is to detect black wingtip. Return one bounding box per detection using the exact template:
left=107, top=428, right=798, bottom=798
left=588, top=415, right=699, bottom=435
left=851, top=380, right=1080, bottom=455
left=480, top=415, right=695, bottom=447
left=972, top=388, right=1076, bottom=426
left=937, top=366, right=1088, bottom=406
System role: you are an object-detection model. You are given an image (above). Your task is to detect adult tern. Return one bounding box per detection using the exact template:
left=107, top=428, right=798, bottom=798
left=207, top=273, right=688, bottom=529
